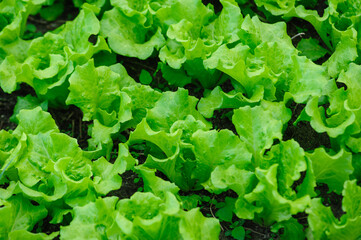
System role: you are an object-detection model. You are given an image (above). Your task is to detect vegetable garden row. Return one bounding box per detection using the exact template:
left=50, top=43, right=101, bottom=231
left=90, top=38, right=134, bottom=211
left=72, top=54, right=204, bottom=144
left=1, top=0, right=361, bottom=239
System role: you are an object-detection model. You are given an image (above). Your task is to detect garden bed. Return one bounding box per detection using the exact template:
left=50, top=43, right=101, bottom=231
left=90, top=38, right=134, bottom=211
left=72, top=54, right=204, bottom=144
left=1, top=0, right=361, bottom=239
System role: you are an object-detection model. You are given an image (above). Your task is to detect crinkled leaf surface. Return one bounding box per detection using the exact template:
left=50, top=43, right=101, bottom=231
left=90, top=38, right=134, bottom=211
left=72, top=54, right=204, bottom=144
left=146, top=88, right=211, bottom=132
left=261, top=140, right=307, bottom=197
left=191, top=129, right=252, bottom=183
left=101, top=7, right=165, bottom=59
left=241, top=165, right=310, bottom=225
left=232, top=100, right=291, bottom=166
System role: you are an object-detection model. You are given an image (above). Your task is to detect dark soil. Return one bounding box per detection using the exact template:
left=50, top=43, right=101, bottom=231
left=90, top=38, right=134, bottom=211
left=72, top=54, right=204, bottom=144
left=315, top=183, right=345, bottom=220
left=243, top=220, right=280, bottom=240
left=48, top=105, right=90, bottom=149
left=300, top=0, right=328, bottom=17
left=202, top=0, right=223, bottom=13
left=31, top=214, right=62, bottom=240
left=106, top=170, right=144, bottom=200
left=283, top=102, right=331, bottom=150
left=287, top=17, right=332, bottom=58
left=293, top=212, right=309, bottom=229
left=208, top=109, right=237, bottom=134
left=0, top=84, right=36, bottom=131
left=117, top=55, right=159, bottom=82
left=219, top=79, right=235, bottom=93
left=0, top=90, right=17, bottom=131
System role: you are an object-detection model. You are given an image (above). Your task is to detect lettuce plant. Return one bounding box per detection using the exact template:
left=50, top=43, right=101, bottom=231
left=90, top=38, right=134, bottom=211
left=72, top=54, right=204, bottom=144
left=1, top=0, right=361, bottom=239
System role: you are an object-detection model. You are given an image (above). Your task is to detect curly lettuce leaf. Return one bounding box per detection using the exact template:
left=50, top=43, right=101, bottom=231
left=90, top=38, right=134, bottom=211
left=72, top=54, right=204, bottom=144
left=0, top=195, right=48, bottom=240
left=1, top=4, right=109, bottom=104
left=296, top=78, right=359, bottom=139
left=306, top=180, right=361, bottom=240
left=66, top=59, right=131, bottom=124
left=136, top=165, right=179, bottom=197
left=60, top=197, right=119, bottom=239
left=179, top=207, right=220, bottom=240
left=3, top=108, right=97, bottom=207
left=0, top=130, right=20, bottom=169
left=21, top=32, right=71, bottom=105
left=110, top=0, right=153, bottom=24
left=166, top=19, right=218, bottom=60
left=61, top=192, right=220, bottom=239
left=287, top=55, right=330, bottom=103
left=5, top=132, right=95, bottom=208
left=300, top=91, right=357, bottom=138
left=261, top=140, right=307, bottom=198
left=241, top=164, right=310, bottom=225
left=144, top=150, right=199, bottom=191
left=160, top=62, right=192, bottom=87
left=32, top=54, right=68, bottom=93
left=155, top=0, right=213, bottom=29
left=87, top=91, right=132, bottom=152
left=123, top=84, right=162, bottom=110
left=16, top=132, right=82, bottom=187
left=0, top=133, right=27, bottom=184
left=328, top=0, right=361, bottom=26
left=146, top=88, right=211, bottom=132
left=238, top=15, right=292, bottom=51
left=202, top=0, right=243, bottom=44
left=92, top=144, right=136, bottom=195
left=336, top=64, right=361, bottom=150
left=120, top=84, right=162, bottom=130
left=198, top=86, right=263, bottom=118
left=100, top=6, right=165, bottom=59
left=117, top=191, right=219, bottom=239
left=323, top=28, right=358, bottom=78
left=342, top=180, right=361, bottom=219
left=53, top=156, right=94, bottom=207
left=13, top=107, right=58, bottom=136
left=10, top=95, right=48, bottom=124
left=338, top=63, right=361, bottom=110
left=8, top=230, right=58, bottom=240
left=156, top=0, right=215, bottom=67
left=109, top=62, right=137, bottom=87
left=0, top=55, right=34, bottom=93
left=73, top=0, right=106, bottom=8
left=128, top=119, right=197, bottom=190
left=203, top=164, right=256, bottom=196
left=191, top=129, right=252, bottom=184
left=205, top=15, right=329, bottom=102
left=128, top=118, right=181, bottom=158
left=159, top=0, right=246, bottom=71
left=0, top=0, right=27, bottom=42
left=88, top=119, right=120, bottom=151
left=254, top=0, right=295, bottom=15
left=169, top=115, right=209, bottom=143
left=306, top=198, right=336, bottom=240
left=297, top=38, right=329, bottom=61
left=183, top=58, right=222, bottom=89
left=159, top=39, right=187, bottom=69
left=60, top=4, right=110, bottom=64
left=232, top=100, right=291, bottom=166
left=203, top=43, right=251, bottom=94
left=0, top=0, right=39, bottom=61
left=306, top=148, right=353, bottom=194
